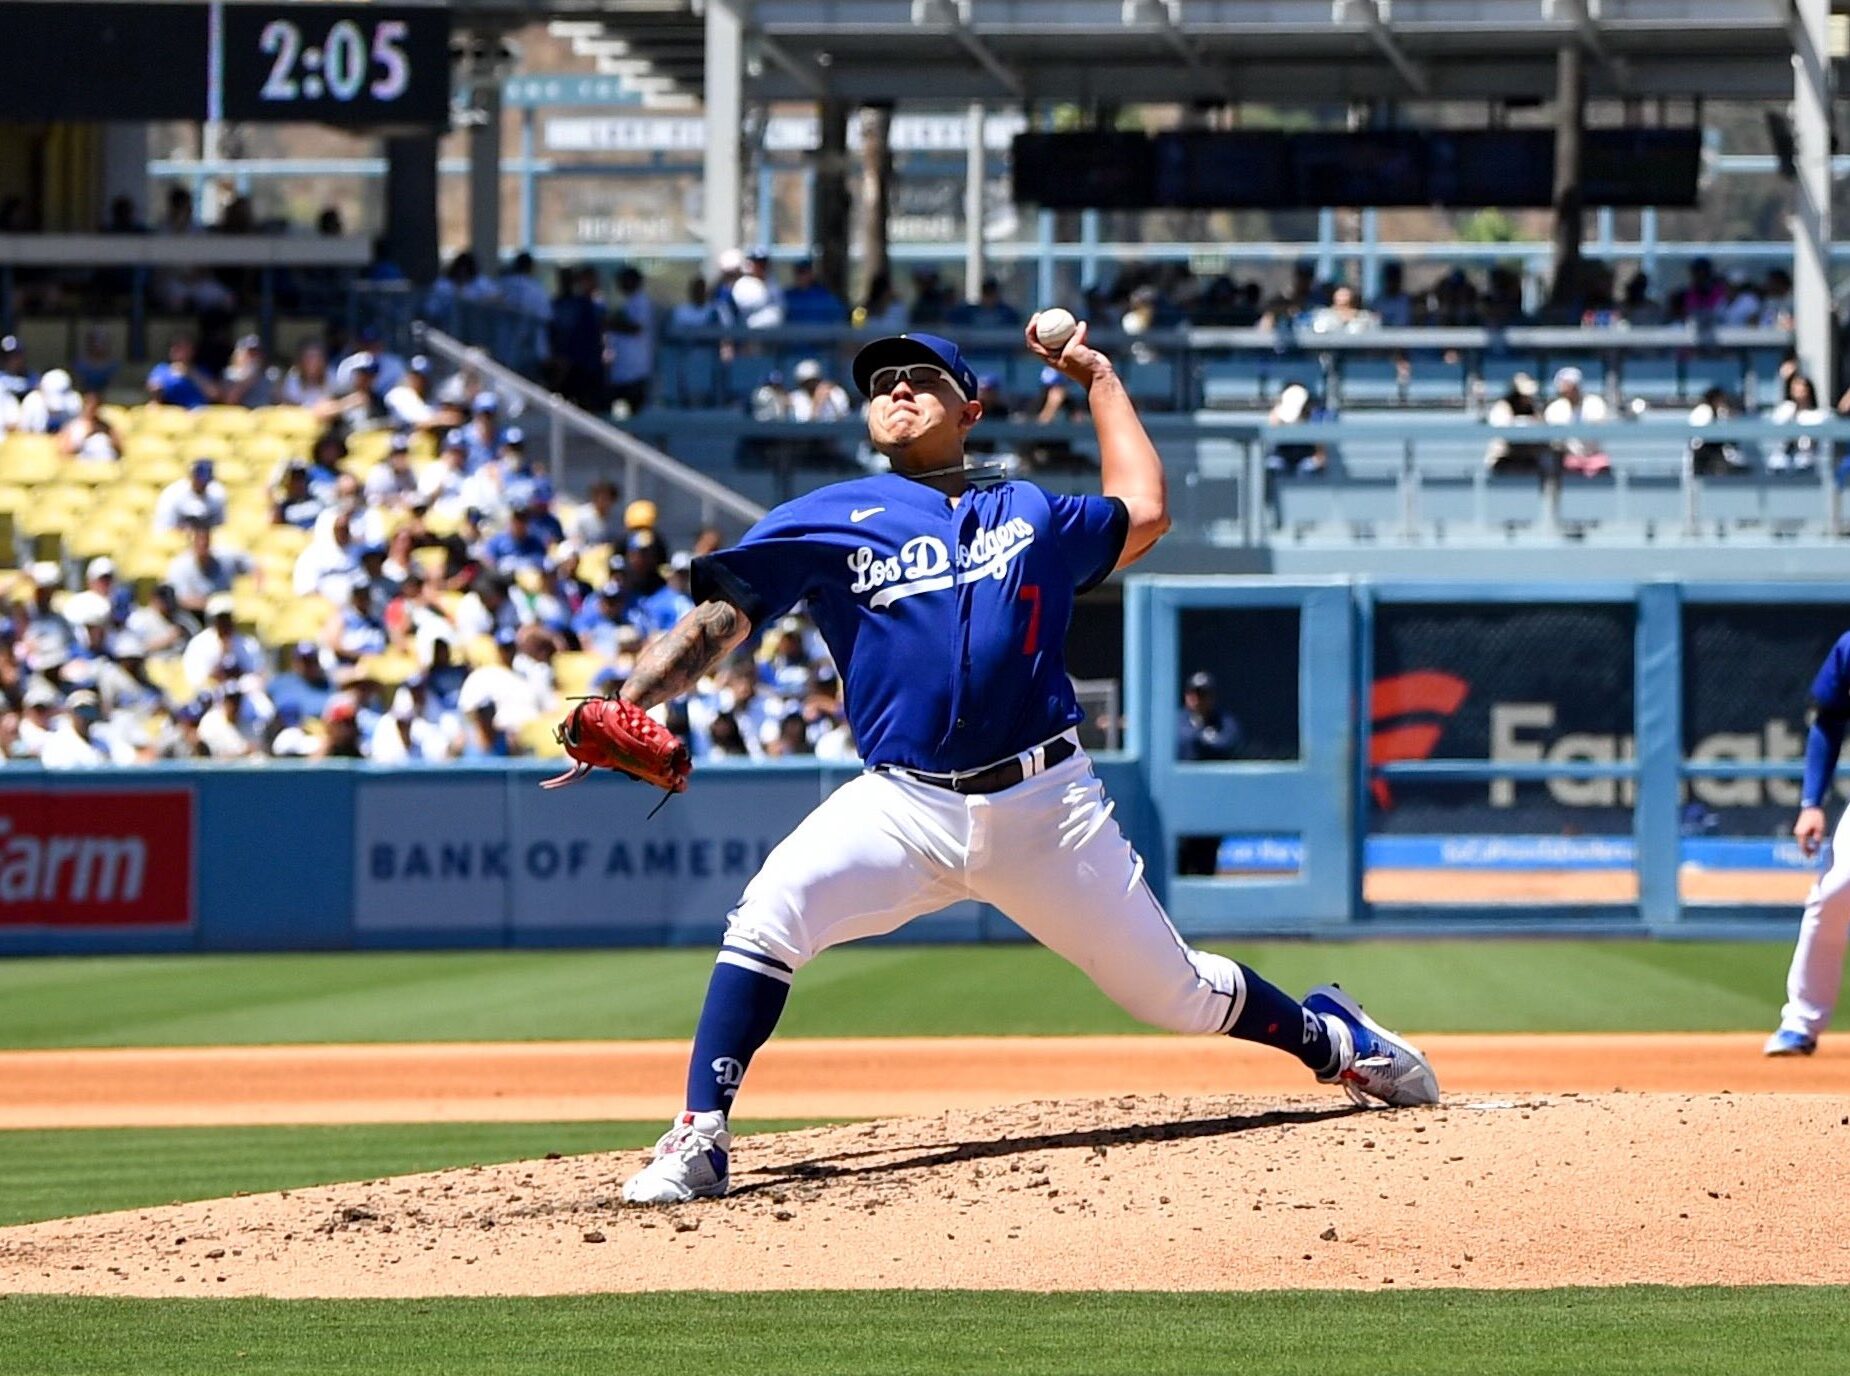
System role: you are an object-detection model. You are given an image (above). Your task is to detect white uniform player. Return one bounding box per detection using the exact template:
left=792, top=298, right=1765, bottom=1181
left=1767, top=631, right=1850, bottom=1055
left=607, top=322, right=1439, bottom=1204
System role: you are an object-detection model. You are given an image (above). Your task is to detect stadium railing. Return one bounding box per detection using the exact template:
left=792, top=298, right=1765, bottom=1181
left=654, top=323, right=1796, bottom=413
left=615, top=410, right=1850, bottom=548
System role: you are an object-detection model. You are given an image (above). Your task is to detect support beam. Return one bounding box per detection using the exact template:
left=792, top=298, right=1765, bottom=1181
left=467, top=63, right=503, bottom=269
left=382, top=134, right=440, bottom=285
left=964, top=103, right=987, bottom=303
left=1344, top=0, right=1429, bottom=97
left=1793, top=0, right=1834, bottom=396
left=811, top=100, right=852, bottom=302
left=1550, top=40, right=1586, bottom=309
left=914, top=0, right=1023, bottom=98
left=1550, top=0, right=1629, bottom=89
left=703, top=0, right=745, bottom=270
left=858, top=103, right=893, bottom=293
left=1121, top=0, right=1233, bottom=100
left=755, top=32, right=828, bottom=98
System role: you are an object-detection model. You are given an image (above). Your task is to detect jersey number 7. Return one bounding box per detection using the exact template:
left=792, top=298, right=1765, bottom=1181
left=1019, top=583, right=1042, bottom=656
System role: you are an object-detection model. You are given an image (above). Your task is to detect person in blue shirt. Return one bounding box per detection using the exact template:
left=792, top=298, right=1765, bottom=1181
left=780, top=258, right=848, bottom=325
left=145, top=335, right=215, bottom=409
left=611, top=322, right=1439, bottom=1205
left=483, top=504, right=551, bottom=575
left=1766, top=632, right=1850, bottom=1056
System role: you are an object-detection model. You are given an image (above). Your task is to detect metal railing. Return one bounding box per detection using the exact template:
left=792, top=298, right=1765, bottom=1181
left=414, top=324, right=767, bottom=537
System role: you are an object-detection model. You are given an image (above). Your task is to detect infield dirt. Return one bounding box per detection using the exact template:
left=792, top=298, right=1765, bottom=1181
left=3, top=1090, right=1848, bottom=1297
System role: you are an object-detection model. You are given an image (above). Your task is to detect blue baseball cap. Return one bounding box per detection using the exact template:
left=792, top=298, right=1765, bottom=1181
left=852, top=333, right=978, bottom=403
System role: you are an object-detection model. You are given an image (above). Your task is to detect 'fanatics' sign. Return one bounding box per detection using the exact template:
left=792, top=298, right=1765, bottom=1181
left=0, top=790, right=193, bottom=928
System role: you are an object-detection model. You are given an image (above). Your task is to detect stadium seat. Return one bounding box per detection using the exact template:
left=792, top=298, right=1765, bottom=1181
left=553, top=651, right=602, bottom=698
left=197, top=406, right=258, bottom=437
left=0, top=435, right=61, bottom=485
left=254, top=407, right=322, bottom=444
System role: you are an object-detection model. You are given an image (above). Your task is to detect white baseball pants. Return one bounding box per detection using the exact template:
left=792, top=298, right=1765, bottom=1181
left=720, top=741, right=1248, bottom=1036
left=1777, top=804, right=1850, bottom=1038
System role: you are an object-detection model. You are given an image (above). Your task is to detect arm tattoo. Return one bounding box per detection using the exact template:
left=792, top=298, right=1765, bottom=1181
left=619, top=600, right=747, bottom=709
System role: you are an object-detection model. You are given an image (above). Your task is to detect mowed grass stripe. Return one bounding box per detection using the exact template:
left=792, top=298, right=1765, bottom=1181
left=0, top=941, right=1808, bottom=1048
left=0, top=1121, right=825, bottom=1229
left=0, top=1288, right=1839, bottom=1376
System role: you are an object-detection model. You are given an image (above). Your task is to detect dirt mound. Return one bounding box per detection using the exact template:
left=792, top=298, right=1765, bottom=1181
left=3, top=1093, right=1846, bottom=1297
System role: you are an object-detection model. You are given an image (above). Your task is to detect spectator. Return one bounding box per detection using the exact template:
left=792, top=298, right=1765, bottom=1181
left=458, top=629, right=544, bottom=735
left=606, top=266, right=655, bottom=415
left=1309, top=285, right=1378, bottom=334
left=153, top=459, right=228, bottom=531
left=294, top=505, right=364, bottom=602
left=369, top=675, right=458, bottom=762
left=219, top=335, right=276, bottom=407
left=273, top=461, right=327, bottom=529
left=127, top=584, right=196, bottom=661
left=146, top=335, right=215, bottom=409
left=1542, top=367, right=1611, bottom=476
left=268, top=641, right=334, bottom=720
left=1371, top=263, right=1414, bottom=328
left=384, top=356, right=459, bottom=433
left=549, top=266, right=607, bottom=409
left=39, top=690, right=127, bottom=768
left=280, top=341, right=335, bottom=409
left=484, top=500, right=552, bottom=575
left=1688, top=387, right=1747, bottom=475
left=730, top=249, right=785, bottom=329
left=1769, top=372, right=1828, bottom=471
left=1265, top=383, right=1329, bottom=475
left=499, top=251, right=554, bottom=349
left=325, top=353, right=391, bottom=436
left=0, top=335, right=33, bottom=401
left=182, top=594, right=263, bottom=692
left=1618, top=272, right=1664, bottom=326
left=362, top=434, right=421, bottom=509
left=709, top=248, right=747, bottom=325
left=13, top=678, right=58, bottom=757
left=1759, top=269, right=1794, bottom=329
left=166, top=514, right=253, bottom=613
left=566, top=479, right=625, bottom=548
left=20, top=562, right=74, bottom=677
left=908, top=267, right=954, bottom=326
left=782, top=258, right=848, bottom=325
left=58, top=389, right=120, bottom=461
left=73, top=556, right=132, bottom=629
left=1721, top=275, right=1764, bottom=327
left=1484, top=373, right=1553, bottom=476
left=320, top=695, right=366, bottom=759
left=453, top=573, right=525, bottom=642
left=462, top=393, right=503, bottom=471
left=17, top=369, right=80, bottom=433
left=71, top=327, right=120, bottom=395
left=266, top=702, right=319, bottom=758
left=1178, top=671, right=1241, bottom=761
left=949, top=276, right=1022, bottom=329
left=855, top=272, right=909, bottom=332
left=198, top=675, right=272, bottom=759
left=325, top=580, right=389, bottom=675
left=668, top=274, right=724, bottom=336
left=1670, top=257, right=1729, bottom=323
left=334, top=329, right=406, bottom=394
left=788, top=359, right=852, bottom=422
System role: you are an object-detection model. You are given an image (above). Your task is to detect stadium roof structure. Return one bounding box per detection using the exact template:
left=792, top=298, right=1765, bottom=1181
left=461, top=0, right=1843, bottom=106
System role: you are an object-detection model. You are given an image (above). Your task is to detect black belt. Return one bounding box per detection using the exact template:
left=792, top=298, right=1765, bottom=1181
left=888, top=736, right=1078, bottom=795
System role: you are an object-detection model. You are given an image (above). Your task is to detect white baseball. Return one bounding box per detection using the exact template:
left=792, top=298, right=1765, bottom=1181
left=1033, top=308, right=1077, bottom=353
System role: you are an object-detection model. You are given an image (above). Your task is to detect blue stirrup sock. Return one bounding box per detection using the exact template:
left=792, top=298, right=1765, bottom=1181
left=684, top=946, right=793, bottom=1114
left=1227, top=964, right=1338, bottom=1074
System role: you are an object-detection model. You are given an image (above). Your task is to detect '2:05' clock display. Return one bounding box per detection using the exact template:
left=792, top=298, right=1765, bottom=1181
left=223, top=6, right=451, bottom=125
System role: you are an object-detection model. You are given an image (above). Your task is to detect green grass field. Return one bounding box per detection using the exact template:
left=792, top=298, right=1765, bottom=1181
left=0, top=1288, right=1838, bottom=1376
left=0, top=941, right=1818, bottom=1374
left=0, top=940, right=1805, bottom=1048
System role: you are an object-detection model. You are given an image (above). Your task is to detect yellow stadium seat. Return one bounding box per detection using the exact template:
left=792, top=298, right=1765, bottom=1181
left=116, top=546, right=174, bottom=583
left=262, top=594, right=336, bottom=647
left=137, top=406, right=200, bottom=440
left=122, top=434, right=179, bottom=465
left=254, top=406, right=321, bottom=443
left=356, top=650, right=420, bottom=688
left=98, top=404, right=135, bottom=433
left=211, top=457, right=255, bottom=487
left=183, top=435, right=235, bottom=465
left=465, top=634, right=500, bottom=668
left=239, top=433, right=294, bottom=470
left=0, top=484, right=33, bottom=514
left=144, top=656, right=192, bottom=705
left=577, top=547, right=613, bottom=588
left=123, top=457, right=185, bottom=488
left=0, top=435, right=61, bottom=485
left=196, top=406, right=258, bottom=437
left=346, top=430, right=392, bottom=466
left=103, top=483, right=160, bottom=514
left=411, top=546, right=448, bottom=581
left=554, top=651, right=603, bottom=698
left=59, top=459, right=122, bottom=487
left=517, top=716, right=567, bottom=759
left=253, top=523, right=310, bottom=558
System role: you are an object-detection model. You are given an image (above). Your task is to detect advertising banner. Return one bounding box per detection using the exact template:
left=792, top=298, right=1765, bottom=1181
left=0, top=788, right=192, bottom=928
left=353, top=778, right=510, bottom=934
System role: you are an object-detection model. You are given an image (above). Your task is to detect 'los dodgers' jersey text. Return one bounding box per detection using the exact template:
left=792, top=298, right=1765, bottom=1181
left=691, top=472, right=1127, bottom=772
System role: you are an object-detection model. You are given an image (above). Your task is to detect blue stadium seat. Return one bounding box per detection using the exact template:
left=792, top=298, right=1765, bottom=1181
left=1618, top=354, right=1682, bottom=405
left=1681, top=354, right=1747, bottom=402
left=1403, top=352, right=1468, bottom=406
left=1122, top=357, right=1177, bottom=408
left=1200, top=356, right=1268, bottom=408
left=1336, top=357, right=1401, bottom=408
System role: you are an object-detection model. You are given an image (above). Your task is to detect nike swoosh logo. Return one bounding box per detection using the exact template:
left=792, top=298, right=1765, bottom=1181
left=850, top=507, right=885, bottom=523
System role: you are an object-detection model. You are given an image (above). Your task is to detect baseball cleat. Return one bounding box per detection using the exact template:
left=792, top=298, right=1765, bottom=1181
left=1763, top=1029, right=1819, bottom=1057
left=621, top=1110, right=732, bottom=1204
left=1304, top=983, right=1440, bottom=1108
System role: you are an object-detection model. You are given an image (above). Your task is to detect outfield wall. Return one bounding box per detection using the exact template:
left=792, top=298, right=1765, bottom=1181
left=0, top=576, right=1834, bottom=953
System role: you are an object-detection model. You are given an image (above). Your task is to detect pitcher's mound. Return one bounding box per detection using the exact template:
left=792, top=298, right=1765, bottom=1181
left=3, top=1093, right=1845, bottom=1297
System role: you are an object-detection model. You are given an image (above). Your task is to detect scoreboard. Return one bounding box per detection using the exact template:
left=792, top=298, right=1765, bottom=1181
left=0, top=1, right=451, bottom=128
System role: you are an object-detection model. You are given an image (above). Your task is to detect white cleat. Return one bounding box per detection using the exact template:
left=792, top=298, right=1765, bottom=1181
left=621, top=1110, right=732, bottom=1204
left=1305, top=983, right=1441, bottom=1108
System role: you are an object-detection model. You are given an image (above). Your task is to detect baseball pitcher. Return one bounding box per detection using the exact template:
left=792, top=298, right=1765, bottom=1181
left=551, top=319, right=1439, bottom=1203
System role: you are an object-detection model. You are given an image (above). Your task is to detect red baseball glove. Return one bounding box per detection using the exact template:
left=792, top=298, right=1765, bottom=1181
left=540, top=696, right=692, bottom=793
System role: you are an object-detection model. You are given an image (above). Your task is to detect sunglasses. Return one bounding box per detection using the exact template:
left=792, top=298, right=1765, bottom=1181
left=868, top=363, right=967, bottom=401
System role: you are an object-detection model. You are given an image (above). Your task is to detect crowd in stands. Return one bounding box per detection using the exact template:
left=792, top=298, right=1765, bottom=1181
left=0, top=325, right=857, bottom=770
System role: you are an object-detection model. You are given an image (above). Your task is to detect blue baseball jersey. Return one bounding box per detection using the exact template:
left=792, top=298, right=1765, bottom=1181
left=692, top=472, right=1128, bottom=772
left=1802, top=631, right=1850, bottom=807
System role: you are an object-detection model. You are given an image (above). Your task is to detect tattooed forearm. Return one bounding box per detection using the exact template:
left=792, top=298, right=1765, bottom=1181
left=620, top=600, right=749, bottom=709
